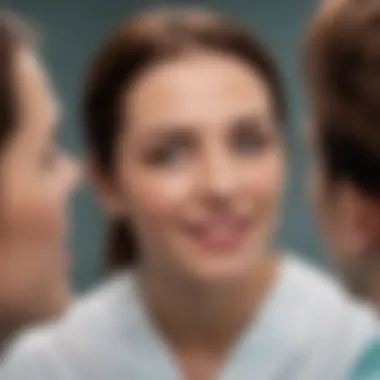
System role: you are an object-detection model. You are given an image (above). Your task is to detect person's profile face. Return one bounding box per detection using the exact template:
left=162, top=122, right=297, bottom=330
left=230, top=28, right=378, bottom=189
left=102, top=52, right=286, bottom=284
left=0, top=47, right=80, bottom=326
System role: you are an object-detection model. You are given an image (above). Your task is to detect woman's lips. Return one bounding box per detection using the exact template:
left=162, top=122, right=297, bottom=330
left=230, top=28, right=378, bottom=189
left=184, top=217, right=250, bottom=252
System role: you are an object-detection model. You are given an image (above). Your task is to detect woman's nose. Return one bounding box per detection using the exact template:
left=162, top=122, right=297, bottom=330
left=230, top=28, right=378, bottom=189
left=197, top=153, right=239, bottom=206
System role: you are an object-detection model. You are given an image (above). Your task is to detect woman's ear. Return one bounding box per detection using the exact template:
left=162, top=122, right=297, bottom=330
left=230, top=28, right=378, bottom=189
left=339, top=185, right=380, bottom=256
left=86, top=155, right=125, bottom=216
left=355, top=190, right=380, bottom=255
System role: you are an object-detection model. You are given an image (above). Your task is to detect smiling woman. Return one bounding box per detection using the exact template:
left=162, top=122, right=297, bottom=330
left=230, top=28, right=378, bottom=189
left=0, top=11, right=80, bottom=352
left=2, top=7, right=379, bottom=380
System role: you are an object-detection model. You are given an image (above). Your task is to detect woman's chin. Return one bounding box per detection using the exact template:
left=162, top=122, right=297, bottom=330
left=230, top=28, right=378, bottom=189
left=183, top=253, right=256, bottom=286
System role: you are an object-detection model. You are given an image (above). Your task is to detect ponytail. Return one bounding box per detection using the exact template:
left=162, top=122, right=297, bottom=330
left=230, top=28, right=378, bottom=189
left=105, top=219, right=138, bottom=271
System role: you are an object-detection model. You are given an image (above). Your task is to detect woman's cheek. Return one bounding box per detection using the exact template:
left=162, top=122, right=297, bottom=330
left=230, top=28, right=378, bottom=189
left=128, top=171, right=194, bottom=216
left=1, top=187, right=61, bottom=243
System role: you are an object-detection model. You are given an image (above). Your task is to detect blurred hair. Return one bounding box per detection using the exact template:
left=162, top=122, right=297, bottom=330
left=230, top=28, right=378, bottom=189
left=305, top=0, right=380, bottom=196
left=83, top=7, right=286, bottom=271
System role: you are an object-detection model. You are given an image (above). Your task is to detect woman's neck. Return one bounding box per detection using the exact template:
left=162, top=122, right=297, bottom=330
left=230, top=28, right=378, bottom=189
left=139, top=254, right=282, bottom=352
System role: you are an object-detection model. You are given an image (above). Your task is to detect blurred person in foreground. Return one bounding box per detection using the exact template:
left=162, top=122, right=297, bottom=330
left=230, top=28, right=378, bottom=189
left=0, top=11, right=79, bottom=354
left=305, top=0, right=380, bottom=378
left=2, top=6, right=378, bottom=380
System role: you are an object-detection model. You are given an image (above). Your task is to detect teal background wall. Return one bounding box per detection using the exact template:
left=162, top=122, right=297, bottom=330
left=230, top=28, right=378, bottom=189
left=5, top=0, right=323, bottom=292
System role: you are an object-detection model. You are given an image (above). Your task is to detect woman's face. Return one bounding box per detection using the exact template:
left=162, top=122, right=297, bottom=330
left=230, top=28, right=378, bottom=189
left=0, top=47, right=79, bottom=327
left=110, top=52, right=285, bottom=283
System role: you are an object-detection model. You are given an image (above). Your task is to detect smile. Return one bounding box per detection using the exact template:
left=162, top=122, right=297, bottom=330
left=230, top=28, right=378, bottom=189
left=184, top=216, right=251, bottom=252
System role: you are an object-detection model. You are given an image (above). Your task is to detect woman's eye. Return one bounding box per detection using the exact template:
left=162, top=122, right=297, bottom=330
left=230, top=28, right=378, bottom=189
left=147, top=145, right=186, bottom=166
left=233, top=130, right=268, bottom=155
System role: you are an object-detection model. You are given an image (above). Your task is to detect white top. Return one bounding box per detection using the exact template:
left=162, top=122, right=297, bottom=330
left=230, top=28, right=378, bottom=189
left=1, top=254, right=378, bottom=380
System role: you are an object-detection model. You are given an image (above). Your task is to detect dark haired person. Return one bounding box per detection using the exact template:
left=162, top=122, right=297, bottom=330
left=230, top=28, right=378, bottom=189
left=0, top=12, right=79, bottom=352
left=3, top=7, right=377, bottom=380
left=305, top=0, right=380, bottom=378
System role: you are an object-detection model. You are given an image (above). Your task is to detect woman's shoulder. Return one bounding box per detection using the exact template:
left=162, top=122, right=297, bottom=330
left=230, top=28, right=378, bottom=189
left=65, top=270, right=141, bottom=328
left=56, top=270, right=142, bottom=338
left=1, top=271, right=142, bottom=379
left=284, top=252, right=364, bottom=304
left=283, top=252, right=377, bottom=323
left=280, top=253, right=379, bottom=377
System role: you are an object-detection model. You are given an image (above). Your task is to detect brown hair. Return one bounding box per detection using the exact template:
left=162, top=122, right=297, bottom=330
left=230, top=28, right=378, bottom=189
left=83, top=7, right=286, bottom=271
left=0, top=11, right=34, bottom=151
left=305, top=0, right=380, bottom=195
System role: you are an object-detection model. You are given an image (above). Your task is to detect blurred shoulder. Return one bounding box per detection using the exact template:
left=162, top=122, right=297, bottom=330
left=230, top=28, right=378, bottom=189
left=284, top=252, right=377, bottom=324
left=285, top=252, right=369, bottom=303
left=1, top=270, right=140, bottom=378
left=282, top=253, right=379, bottom=377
